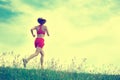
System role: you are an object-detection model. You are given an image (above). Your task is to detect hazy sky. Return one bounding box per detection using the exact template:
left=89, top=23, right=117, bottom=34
left=0, top=0, right=120, bottom=70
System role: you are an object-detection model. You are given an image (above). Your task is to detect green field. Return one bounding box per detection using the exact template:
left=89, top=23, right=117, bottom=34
left=0, top=52, right=120, bottom=80
left=0, top=67, right=120, bottom=80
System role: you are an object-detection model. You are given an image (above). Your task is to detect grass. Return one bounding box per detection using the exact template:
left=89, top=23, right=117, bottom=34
left=0, top=51, right=120, bottom=80
left=0, top=67, right=120, bottom=80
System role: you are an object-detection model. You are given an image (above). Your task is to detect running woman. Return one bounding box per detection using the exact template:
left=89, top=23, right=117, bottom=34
left=23, top=18, right=50, bottom=69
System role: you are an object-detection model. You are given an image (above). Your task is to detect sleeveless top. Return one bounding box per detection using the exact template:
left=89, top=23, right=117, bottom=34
left=37, top=25, right=45, bottom=35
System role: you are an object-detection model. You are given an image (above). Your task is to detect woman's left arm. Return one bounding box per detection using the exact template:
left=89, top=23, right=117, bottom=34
left=31, top=26, right=37, bottom=37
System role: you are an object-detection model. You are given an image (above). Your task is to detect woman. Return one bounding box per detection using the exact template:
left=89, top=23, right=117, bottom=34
left=23, top=18, right=50, bottom=69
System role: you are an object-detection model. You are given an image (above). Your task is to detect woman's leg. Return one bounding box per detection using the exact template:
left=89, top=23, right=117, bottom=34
left=26, top=47, right=41, bottom=61
left=23, top=47, right=41, bottom=67
left=40, top=48, right=44, bottom=69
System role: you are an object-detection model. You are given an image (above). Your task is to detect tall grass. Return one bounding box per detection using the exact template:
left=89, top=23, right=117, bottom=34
left=0, top=51, right=120, bottom=80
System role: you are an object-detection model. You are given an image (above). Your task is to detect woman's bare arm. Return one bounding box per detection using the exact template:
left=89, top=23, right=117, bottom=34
left=31, top=26, right=37, bottom=37
left=44, top=26, right=50, bottom=36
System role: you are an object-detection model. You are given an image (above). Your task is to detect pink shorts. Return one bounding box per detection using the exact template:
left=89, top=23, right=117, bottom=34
left=34, top=38, right=44, bottom=48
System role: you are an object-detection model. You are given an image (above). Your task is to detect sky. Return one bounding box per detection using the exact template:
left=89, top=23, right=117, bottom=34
left=0, top=0, right=120, bottom=71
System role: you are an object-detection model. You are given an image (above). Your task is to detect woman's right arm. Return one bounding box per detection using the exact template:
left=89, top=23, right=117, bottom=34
left=44, top=26, right=50, bottom=36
